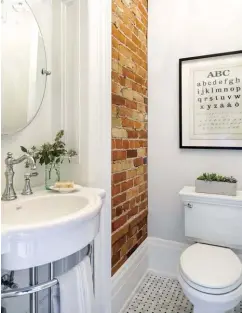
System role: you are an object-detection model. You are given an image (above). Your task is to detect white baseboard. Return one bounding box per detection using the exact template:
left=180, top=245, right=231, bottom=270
left=147, top=237, right=189, bottom=277
left=111, top=240, right=149, bottom=313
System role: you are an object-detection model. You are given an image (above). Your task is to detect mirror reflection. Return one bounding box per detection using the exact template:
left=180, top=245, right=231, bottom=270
left=1, top=0, right=47, bottom=135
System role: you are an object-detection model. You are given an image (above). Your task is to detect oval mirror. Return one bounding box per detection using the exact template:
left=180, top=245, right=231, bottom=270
left=1, top=0, right=48, bottom=136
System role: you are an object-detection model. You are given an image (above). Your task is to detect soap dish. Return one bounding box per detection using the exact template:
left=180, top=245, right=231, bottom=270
left=49, top=184, right=82, bottom=193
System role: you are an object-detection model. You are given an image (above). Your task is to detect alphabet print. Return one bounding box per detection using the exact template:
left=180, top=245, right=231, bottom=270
left=179, top=51, right=242, bottom=149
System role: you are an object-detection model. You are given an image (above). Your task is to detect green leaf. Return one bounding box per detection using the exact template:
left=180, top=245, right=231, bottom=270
left=20, top=146, right=28, bottom=153
left=20, top=130, right=78, bottom=167
left=39, top=157, right=44, bottom=165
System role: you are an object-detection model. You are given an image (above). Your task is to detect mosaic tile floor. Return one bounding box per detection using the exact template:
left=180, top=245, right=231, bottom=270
left=123, top=272, right=242, bottom=313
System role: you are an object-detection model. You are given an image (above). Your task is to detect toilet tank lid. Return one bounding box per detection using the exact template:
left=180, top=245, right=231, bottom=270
left=180, top=243, right=242, bottom=290
left=179, top=186, right=242, bottom=206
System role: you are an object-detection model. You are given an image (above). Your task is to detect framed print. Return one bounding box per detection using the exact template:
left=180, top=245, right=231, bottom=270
left=179, top=50, right=242, bottom=149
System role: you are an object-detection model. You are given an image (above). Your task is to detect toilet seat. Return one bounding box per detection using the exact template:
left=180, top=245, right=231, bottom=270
left=179, top=243, right=242, bottom=295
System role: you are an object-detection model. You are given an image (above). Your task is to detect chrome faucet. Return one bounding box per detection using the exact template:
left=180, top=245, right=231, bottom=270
left=1, top=152, right=37, bottom=201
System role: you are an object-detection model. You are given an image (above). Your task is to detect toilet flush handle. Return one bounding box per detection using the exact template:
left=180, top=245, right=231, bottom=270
left=185, top=202, right=193, bottom=209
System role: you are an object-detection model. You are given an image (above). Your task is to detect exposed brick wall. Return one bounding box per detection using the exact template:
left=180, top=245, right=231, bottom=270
left=111, top=0, right=148, bottom=275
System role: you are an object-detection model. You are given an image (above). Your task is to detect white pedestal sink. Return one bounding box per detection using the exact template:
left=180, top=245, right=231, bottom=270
left=1, top=187, right=105, bottom=270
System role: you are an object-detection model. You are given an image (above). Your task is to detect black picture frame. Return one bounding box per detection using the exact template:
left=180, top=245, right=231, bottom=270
left=179, top=50, right=242, bottom=150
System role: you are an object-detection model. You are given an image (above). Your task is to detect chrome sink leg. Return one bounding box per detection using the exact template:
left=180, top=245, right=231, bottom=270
left=29, top=267, right=38, bottom=313
left=48, top=263, right=54, bottom=313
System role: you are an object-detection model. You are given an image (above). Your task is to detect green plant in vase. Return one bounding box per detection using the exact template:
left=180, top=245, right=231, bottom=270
left=21, top=130, right=77, bottom=190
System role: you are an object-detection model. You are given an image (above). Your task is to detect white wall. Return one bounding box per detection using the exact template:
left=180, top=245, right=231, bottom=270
left=148, top=0, right=242, bottom=242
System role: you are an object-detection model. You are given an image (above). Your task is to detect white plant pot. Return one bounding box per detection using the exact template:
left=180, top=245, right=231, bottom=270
left=195, top=180, right=237, bottom=196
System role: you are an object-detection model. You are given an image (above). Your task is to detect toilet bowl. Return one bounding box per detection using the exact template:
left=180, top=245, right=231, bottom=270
left=178, top=243, right=242, bottom=313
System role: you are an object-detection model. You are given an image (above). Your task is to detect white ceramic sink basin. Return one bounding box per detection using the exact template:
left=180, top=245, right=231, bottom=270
left=1, top=188, right=104, bottom=270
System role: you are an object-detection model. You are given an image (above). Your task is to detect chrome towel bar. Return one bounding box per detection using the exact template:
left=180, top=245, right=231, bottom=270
left=2, top=278, right=58, bottom=299
left=1, top=243, right=93, bottom=299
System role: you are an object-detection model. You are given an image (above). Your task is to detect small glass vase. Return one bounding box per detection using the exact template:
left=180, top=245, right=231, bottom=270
left=45, top=163, right=61, bottom=190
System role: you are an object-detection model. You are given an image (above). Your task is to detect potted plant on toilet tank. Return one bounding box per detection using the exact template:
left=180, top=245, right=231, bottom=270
left=195, top=173, right=237, bottom=196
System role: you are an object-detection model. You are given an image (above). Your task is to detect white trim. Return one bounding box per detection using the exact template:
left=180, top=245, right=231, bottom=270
left=60, top=0, right=82, bottom=162
left=147, top=237, right=189, bottom=278
left=111, top=240, right=149, bottom=313
left=86, top=1, right=112, bottom=313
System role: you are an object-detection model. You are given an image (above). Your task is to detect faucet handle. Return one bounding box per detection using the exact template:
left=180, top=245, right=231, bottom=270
left=24, top=172, right=38, bottom=179
left=5, top=152, right=13, bottom=165
left=21, top=172, right=38, bottom=195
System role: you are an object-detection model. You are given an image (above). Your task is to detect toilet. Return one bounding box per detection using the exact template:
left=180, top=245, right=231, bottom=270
left=179, top=186, right=242, bottom=313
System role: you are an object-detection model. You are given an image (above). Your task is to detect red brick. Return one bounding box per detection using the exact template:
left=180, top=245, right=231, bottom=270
left=134, top=74, right=145, bottom=85
left=123, top=200, right=130, bottom=211
left=126, top=38, right=137, bottom=53
left=134, top=121, right=142, bottom=129
left=112, top=70, right=119, bottom=82
left=112, top=208, right=116, bottom=219
left=112, top=184, right=121, bottom=196
left=112, top=139, right=116, bottom=149
left=122, top=118, right=134, bottom=128
left=119, top=45, right=132, bottom=58
left=113, top=172, right=127, bottom=184
left=121, top=179, right=134, bottom=192
left=128, top=206, right=139, bottom=218
left=112, top=256, right=127, bottom=276
left=112, top=223, right=129, bottom=244
left=120, top=23, right=132, bottom=38
left=138, top=2, right=148, bottom=18
left=112, top=214, right=127, bottom=231
left=135, top=195, right=141, bottom=203
left=123, top=68, right=135, bottom=80
left=130, top=198, right=136, bottom=208
left=112, top=235, right=127, bottom=254
left=112, top=150, right=126, bottom=161
left=134, top=157, right=143, bottom=167
left=127, top=130, right=139, bottom=138
left=140, top=191, right=147, bottom=201
left=123, top=140, right=130, bottom=149
left=112, top=94, right=125, bottom=106
left=118, top=107, right=133, bottom=118
left=139, top=130, right=147, bottom=139
left=132, top=34, right=141, bottom=48
left=139, top=201, right=147, bottom=211
left=129, top=141, right=140, bottom=149
left=126, top=100, right=137, bottom=110
left=112, top=24, right=126, bottom=44
left=112, top=36, right=120, bottom=50
left=139, top=183, right=146, bottom=193
left=113, top=192, right=127, bottom=207
left=127, top=150, right=137, bottom=158
left=112, top=250, right=120, bottom=266
left=116, top=200, right=130, bottom=216
left=115, top=139, right=123, bottom=149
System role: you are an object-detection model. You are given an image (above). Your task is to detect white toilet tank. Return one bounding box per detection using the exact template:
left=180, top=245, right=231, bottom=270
left=179, top=186, right=242, bottom=250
